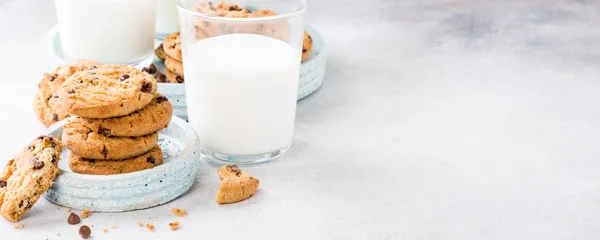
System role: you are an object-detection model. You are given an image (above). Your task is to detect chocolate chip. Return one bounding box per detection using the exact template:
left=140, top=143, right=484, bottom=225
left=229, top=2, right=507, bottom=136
left=51, top=154, right=58, bottom=163
left=120, top=103, right=124, bottom=107
left=176, top=76, right=184, bottom=83
left=302, top=48, right=307, bottom=53
left=141, top=81, right=153, bottom=93
left=37, top=135, right=47, bottom=140
left=308, top=35, right=312, bottom=41
left=68, top=89, right=75, bottom=94
left=146, top=156, right=156, bottom=164
left=226, top=165, right=241, bottom=176
left=87, top=66, right=98, bottom=70
left=156, top=96, right=168, bottom=103
left=51, top=141, right=57, bottom=148
left=229, top=6, right=237, bottom=11
left=0, top=180, right=6, bottom=188
left=47, top=95, right=52, bottom=101
left=101, top=146, right=108, bottom=159
left=246, top=9, right=252, bottom=13
left=84, top=159, right=96, bottom=164
left=52, top=114, right=59, bottom=121
left=49, top=74, right=57, bottom=82
left=142, top=67, right=149, bottom=73
left=30, top=157, right=39, bottom=163
left=79, top=225, right=91, bottom=238
left=148, top=64, right=157, bottom=74
left=157, top=72, right=167, bottom=83
left=68, top=212, right=81, bottom=225
left=98, top=127, right=111, bottom=136
left=27, top=145, right=34, bottom=150
left=33, top=161, right=45, bottom=170
left=120, top=74, right=130, bottom=81
left=53, top=95, right=59, bottom=98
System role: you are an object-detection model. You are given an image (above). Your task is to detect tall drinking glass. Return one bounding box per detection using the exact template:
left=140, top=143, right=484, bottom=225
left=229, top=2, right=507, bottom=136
left=177, top=0, right=306, bottom=164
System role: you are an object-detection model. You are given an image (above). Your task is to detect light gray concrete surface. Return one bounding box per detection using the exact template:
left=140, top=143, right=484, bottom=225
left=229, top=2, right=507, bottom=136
left=1, top=0, right=600, bottom=239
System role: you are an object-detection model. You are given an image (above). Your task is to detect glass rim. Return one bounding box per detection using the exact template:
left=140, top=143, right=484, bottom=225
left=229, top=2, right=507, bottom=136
left=176, top=0, right=306, bottom=23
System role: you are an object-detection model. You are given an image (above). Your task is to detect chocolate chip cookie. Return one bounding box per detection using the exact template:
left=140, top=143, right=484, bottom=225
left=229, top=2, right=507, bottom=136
left=0, top=136, right=62, bottom=222
left=34, top=60, right=100, bottom=127
left=56, top=65, right=158, bottom=119
left=81, top=95, right=173, bottom=137
left=164, top=56, right=184, bottom=77
left=62, top=117, right=158, bottom=160
left=216, top=165, right=260, bottom=204
left=302, top=31, right=313, bottom=62
left=163, top=32, right=182, bottom=61
left=68, top=145, right=163, bottom=175
left=165, top=68, right=184, bottom=83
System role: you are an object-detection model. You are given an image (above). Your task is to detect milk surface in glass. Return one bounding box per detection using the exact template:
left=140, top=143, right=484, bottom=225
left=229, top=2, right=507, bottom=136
left=184, top=33, right=300, bottom=155
left=55, top=0, right=156, bottom=64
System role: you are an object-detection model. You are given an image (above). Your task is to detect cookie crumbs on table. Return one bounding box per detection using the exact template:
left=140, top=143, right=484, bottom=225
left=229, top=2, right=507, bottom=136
left=146, top=223, right=155, bottom=232
left=110, top=224, right=117, bottom=229
left=171, top=208, right=187, bottom=217
left=136, top=220, right=143, bottom=227
left=81, top=209, right=91, bottom=218
left=56, top=232, right=60, bottom=236
left=169, top=221, right=180, bottom=231
left=66, top=208, right=71, bottom=212
left=13, top=223, right=23, bottom=229
left=102, top=228, right=108, bottom=233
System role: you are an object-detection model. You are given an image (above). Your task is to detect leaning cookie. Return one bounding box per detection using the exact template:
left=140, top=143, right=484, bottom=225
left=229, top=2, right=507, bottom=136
left=62, top=117, right=158, bottom=160
left=56, top=64, right=158, bottom=119
left=0, top=136, right=62, bottom=222
left=80, top=95, right=173, bottom=137
left=68, top=146, right=163, bottom=175
left=163, top=32, right=182, bottom=61
left=34, top=91, right=70, bottom=127
left=165, top=56, right=184, bottom=77
left=165, top=68, right=184, bottom=83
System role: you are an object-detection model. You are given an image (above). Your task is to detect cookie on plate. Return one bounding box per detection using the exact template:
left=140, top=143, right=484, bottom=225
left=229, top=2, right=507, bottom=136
left=68, top=145, right=163, bottom=175
left=165, top=56, right=184, bottom=77
left=163, top=32, right=182, bottom=61
left=165, top=68, right=184, bottom=83
left=0, top=136, right=62, bottom=222
left=216, top=165, right=260, bottom=204
left=56, top=65, right=158, bottom=119
left=62, top=117, right=158, bottom=160
left=35, top=60, right=99, bottom=127
left=81, top=95, right=173, bottom=137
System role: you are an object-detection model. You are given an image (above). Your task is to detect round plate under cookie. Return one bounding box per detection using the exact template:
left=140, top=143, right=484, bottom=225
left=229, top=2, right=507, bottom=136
left=43, top=116, right=201, bottom=212
left=43, top=25, right=326, bottom=121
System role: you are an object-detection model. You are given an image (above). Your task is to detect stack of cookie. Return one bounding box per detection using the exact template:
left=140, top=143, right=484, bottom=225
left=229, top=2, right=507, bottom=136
left=56, top=65, right=173, bottom=175
left=155, top=32, right=184, bottom=84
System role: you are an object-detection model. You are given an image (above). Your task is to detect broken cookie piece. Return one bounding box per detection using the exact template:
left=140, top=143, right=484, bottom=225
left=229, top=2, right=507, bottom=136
left=216, top=165, right=260, bottom=204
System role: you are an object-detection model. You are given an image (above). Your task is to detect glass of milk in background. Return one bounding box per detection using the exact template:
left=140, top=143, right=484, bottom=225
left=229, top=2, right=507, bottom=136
left=54, top=0, right=156, bottom=64
left=156, top=0, right=180, bottom=39
left=177, top=0, right=306, bottom=164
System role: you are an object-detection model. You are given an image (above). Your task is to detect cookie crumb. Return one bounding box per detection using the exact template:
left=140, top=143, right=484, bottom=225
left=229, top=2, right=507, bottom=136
left=56, top=207, right=61, bottom=210
left=66, top=208, right=71, bottom=212
left=56, top=232, right=60, bottom=236
left=146, top=223, right=155, bottom=232
left=136, top=220, right=143, bottom=227
left=13, top=223, right=23, bottom=229
left=169, top=221, right=180, bottom=231
left=110, top=224, right=117, bottom=229
left=102, top=228, right=108, bottom=233
left=81, top=209, right=91, bottom=219
left=171, top=208, right=187, bottom=217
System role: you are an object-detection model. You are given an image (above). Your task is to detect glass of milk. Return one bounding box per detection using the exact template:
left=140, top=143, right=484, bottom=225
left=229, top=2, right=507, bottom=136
left=177, top=0, right=306, bottom=164
left=156, top=0, right=180, bottom=39
left=54, top=0, right=156, bottom=65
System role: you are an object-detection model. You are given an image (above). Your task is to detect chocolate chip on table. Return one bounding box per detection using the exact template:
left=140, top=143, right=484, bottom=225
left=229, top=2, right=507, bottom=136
left=146, top=156, right=156, bottom=164
left=0, top=180, right=6, bottom=188
left=120, top=74, right=130, bottom=81
left=156, top=73, right=167, bottom=83
left=142, top=67, right=150, bottom=73
left=33, top=161, right=45, bottom=170
left=78, top=225, right=91, bottom=238
left=148, top=64, right=157, bottom=74
left=68, top=212, right=81, bottom=225
left=141, top=81, right=153, bottom=93
left=52, top=114, right=59, bottom=121
left=98, top=127, right=111, bottom=136
left=156, top=96, right=168, bottom=103
left=176, top=76, right=184, bottom=83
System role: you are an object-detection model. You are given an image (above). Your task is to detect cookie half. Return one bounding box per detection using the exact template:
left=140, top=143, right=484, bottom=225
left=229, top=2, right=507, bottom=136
left=80, top=95, right=173, bottom=137
left=216, top=165, right=260, bottom=204
left=68, top=145, right=163, bottom=175
left=62, top=117, right=158, bottom=160
left=0, top=136, right=62, bottom=222
left=57, top=64, right=158, bottom=119
left=163, top=32, right=182, bottom=61
left=165, top=68, right=184, bottom=83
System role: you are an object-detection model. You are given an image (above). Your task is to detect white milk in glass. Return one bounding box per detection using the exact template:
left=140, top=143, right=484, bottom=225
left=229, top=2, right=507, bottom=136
left=156, top=0, right=179, bottom=36
left=55, top=0, right=156, bottom=64
left=184, top=34, right=300, bottom=155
